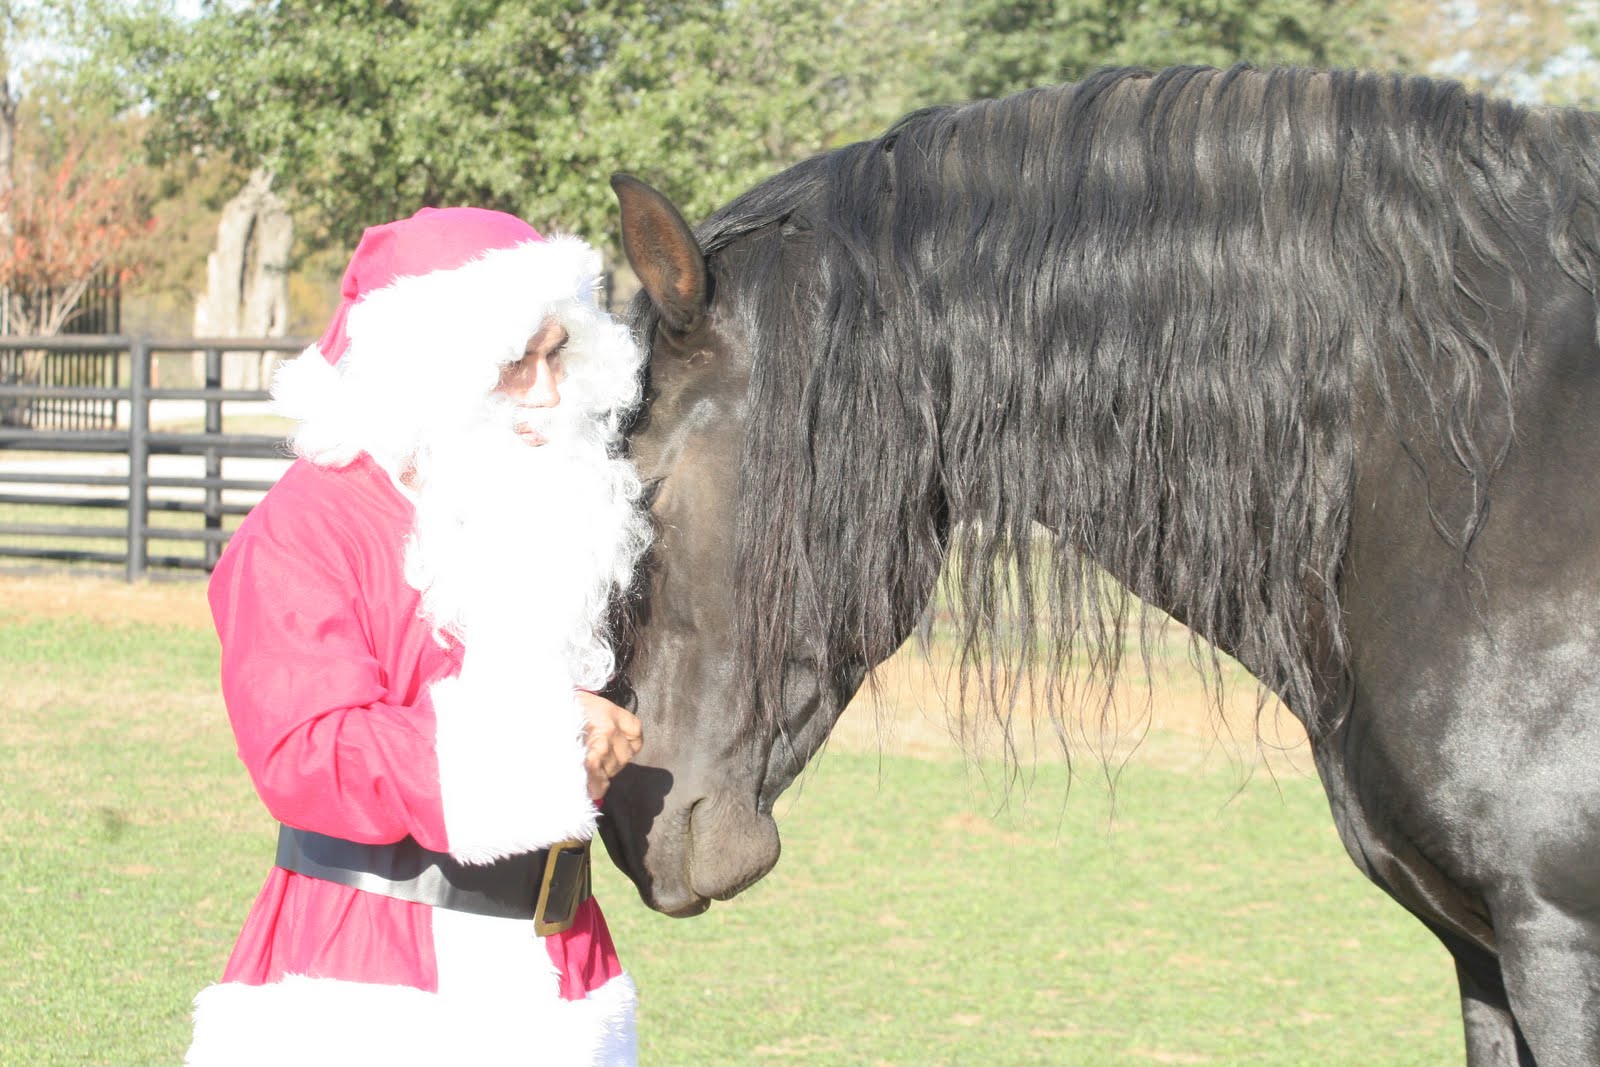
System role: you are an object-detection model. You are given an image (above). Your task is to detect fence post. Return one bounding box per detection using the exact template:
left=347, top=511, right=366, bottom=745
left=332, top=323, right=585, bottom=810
left=204, top=346, right=222, bottom=570
left=126, top=338, right=150, bottom=581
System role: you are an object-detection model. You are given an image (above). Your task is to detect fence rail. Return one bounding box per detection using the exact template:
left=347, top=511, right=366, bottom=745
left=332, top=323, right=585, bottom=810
left=0, top=335, right=311, bottom=579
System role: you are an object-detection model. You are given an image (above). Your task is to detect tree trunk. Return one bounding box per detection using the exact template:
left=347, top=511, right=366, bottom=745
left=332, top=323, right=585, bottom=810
left=0, top=50, right=16, bottom=254
left=193, top=169, right=294, bottom=389
left=0, top=40, right=17, bottom=347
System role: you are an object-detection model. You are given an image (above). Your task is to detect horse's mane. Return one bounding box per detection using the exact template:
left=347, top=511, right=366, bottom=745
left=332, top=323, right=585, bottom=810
left=642, top=65, right=1600, bottom=752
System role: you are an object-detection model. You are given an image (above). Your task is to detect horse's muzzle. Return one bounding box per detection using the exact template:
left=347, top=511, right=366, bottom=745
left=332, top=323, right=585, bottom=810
left=598, top=771, right=779, bottom=916
left=684, top=793, right=780, bottom=902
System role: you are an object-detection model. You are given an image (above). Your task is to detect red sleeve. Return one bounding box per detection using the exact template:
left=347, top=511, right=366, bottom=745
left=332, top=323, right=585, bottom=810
left=208, top=472, right=450, bottom=851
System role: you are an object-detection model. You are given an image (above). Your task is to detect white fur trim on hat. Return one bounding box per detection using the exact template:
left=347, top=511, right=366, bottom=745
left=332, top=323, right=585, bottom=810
left=271, top=235, right=642, bottom=472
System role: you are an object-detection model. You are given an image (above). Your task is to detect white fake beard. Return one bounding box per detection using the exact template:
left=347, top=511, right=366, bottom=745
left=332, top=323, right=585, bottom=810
left=401, top=397, right=651, bottom=689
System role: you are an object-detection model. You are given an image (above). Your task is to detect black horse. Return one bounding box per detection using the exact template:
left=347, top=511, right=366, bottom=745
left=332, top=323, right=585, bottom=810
left=602, top=65, right=1600, bottom=1065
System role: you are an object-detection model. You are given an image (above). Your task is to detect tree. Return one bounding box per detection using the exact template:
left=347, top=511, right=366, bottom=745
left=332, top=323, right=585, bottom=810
left=86, top=0, right=1416, bottom=264
left=1387, top=0, right=1600, bottom=106
left=0, top=116, right=147, bottom=335
left=0, top=2, right=161, bottom=337
left=0, top=94, right=152, bottom=426
left=88, top=0, right=912, bottom=255
left=917, top=0, right=1396, bottom=103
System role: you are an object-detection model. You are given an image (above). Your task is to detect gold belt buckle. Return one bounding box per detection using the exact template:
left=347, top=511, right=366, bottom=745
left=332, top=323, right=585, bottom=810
left=533, top=838, right=591, bottom=936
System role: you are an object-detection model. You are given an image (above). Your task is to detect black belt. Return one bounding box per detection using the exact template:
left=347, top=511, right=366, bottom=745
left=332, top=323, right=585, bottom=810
left=274, top=825, right=592, bottom=935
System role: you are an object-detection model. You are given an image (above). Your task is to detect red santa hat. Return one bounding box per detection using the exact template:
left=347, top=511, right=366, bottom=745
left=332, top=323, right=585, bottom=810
left=272, top=206, right=642, bottom=472
left=313, top=207, right=546, bottom=366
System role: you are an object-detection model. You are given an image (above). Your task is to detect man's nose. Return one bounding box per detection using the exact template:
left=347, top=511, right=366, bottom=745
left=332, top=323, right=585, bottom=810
left=527, top=357, right=562, bottom=408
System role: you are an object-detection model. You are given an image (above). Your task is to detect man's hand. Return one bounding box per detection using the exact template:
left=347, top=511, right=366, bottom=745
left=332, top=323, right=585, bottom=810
left=576, top=690, right=643, bottom=802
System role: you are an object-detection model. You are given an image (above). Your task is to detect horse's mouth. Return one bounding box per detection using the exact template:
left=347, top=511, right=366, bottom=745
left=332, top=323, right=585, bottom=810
left=598, top=788, right=780, bottom=916
left=683, top=794, right=782, bottom=903
left=657, top=893, right=712, bottom=919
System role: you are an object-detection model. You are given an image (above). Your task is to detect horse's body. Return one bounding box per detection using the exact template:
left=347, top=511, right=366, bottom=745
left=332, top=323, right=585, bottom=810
left=603, top=66, right=1600, bottom=1064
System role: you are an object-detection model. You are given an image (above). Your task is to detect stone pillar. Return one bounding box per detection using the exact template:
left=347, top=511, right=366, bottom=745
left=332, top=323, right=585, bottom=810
left=193, top=169, right=294, bottom=388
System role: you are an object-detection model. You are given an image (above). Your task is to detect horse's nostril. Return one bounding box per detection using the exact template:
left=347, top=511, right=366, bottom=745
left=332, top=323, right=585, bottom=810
left=685, top=794, right=781, bottom=902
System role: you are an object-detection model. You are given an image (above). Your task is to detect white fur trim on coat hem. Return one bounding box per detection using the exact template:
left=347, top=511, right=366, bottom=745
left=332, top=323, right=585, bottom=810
left=185, top=970, right=637, bottom=1067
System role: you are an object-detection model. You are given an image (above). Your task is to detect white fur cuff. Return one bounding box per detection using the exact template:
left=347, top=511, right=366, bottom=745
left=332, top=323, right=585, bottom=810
left=432, top=663, right=598, bottom=864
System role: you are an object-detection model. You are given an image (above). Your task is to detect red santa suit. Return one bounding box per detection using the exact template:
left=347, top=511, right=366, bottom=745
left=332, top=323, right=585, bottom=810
left=185, top=208, right=649, bottom=1066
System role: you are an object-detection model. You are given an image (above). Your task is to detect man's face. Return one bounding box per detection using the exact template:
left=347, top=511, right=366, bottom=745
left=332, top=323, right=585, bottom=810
left=495, top=316, right=569, bottom=446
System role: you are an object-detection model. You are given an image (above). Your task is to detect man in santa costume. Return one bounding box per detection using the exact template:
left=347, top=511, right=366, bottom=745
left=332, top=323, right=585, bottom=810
left=185, top=206, right=652, bottom=1066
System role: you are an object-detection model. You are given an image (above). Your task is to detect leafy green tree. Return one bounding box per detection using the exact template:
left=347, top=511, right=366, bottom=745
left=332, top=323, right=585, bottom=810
left=919, top=0, right=1395, bottom=103
left=1573, top=3, right=1600, bottom=106
left=0, top=3, right=159, bottom=337
left=0, top=95, right=151, bottom=336
left=1387, top=0, right=1600, bottom=107
left=82, top=0, right=1415, bottom=262
left=85, top=1, right=923, bottom=254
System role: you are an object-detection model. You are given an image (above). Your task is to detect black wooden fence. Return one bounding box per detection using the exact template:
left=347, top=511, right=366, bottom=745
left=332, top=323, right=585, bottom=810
left=0, top=346, right=122, bottom=430
left=0, top=335, right=311, bottom=579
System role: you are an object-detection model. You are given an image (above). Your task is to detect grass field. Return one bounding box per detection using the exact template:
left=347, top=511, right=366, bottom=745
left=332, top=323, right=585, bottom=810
left=0, top=574, right=1464, bottom=1065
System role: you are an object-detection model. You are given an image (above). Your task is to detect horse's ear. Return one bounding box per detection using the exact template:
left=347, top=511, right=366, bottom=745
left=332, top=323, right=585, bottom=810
left=611, top=173, right=707, bottom=336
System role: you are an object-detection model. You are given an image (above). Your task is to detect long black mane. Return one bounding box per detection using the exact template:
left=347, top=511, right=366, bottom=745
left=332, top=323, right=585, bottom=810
left=634, top=65, right=1600, bottom=746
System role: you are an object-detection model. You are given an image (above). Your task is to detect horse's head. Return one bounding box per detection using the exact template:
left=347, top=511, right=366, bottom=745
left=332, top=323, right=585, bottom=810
left=599, top=174, right=924, bottom=915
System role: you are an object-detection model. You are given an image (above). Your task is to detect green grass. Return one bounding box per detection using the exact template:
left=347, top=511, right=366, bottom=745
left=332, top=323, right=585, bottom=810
left=1, top=610, right=259, bottom=1063
left=0, top=583, right=1463, bottom=1065
left=610, top=754, right=1461, bottom=1066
